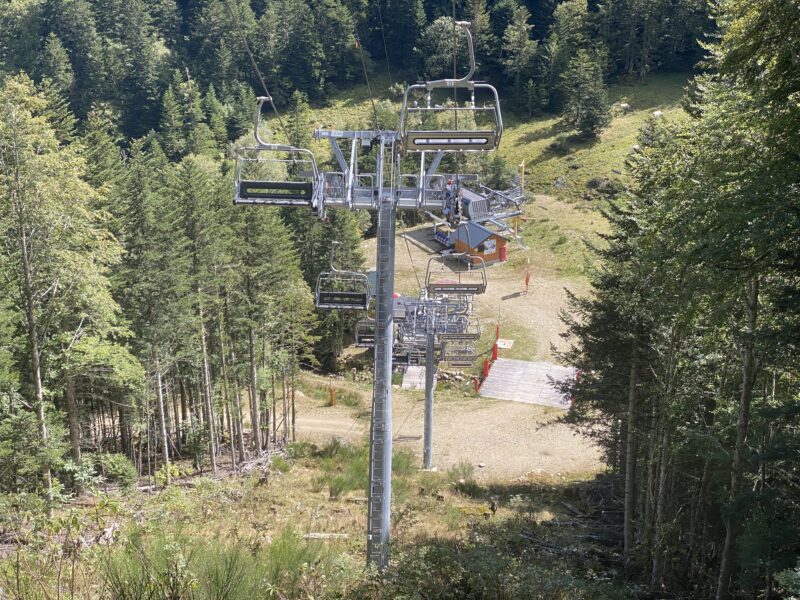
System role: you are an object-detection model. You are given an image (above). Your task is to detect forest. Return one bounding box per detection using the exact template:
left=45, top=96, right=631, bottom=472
left=0, top=0, right=798, bottom=598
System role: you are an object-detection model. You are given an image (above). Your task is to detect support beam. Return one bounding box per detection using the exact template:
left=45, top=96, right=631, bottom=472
left=423, top=326, right=436, bottom=469
left=366, top=137, right=395, bottom=570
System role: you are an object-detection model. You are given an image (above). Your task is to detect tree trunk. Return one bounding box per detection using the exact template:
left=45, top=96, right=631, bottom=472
left=19, top=228, right=53, bottom=512
left=199, top=307, right=217, bottom=473
left=291, top=364, right=296, bottom=443
left=650, top=424, right=670, bottom=585
left=154, top=356, right=171, bottom=486
left=716, top=277, right=760, bottom=600
left=170, top=378, right=181, bottom=454
left=247, top=327, right=262, bottom=452
left=225, top=403, right=236, bottom=470
left=65, top=375, right=81, bottom=464
left=624, top=343, right=638, bottom=570
left=271, top=370, right=277, bottom=444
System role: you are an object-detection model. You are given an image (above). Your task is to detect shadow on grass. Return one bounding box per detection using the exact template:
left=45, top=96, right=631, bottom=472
left=518, top=120, right=570, bottom=144
left=350, top=475, right=631, bottom=600
left=529, top=132, right=604, bottom=168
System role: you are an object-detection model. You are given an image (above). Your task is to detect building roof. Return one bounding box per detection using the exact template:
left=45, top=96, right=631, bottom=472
left=452, top=221, right=504, bottom=248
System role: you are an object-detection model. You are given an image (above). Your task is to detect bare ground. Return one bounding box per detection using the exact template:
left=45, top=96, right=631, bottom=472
left=294, top=198, right=602, bottom=480
left=294, top=380, right=602, bottom=481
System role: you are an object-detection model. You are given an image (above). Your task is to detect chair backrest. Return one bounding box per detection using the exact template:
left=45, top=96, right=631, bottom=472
left=398, top=23, right=503, bottom=154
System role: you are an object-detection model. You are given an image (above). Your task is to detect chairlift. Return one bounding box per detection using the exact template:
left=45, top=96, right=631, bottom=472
left=437, top=315, right=480, bottom=340
left=233, top=97, right=323, bottom=213
left=315, top=243, right=371, bottom=310
left=442, top=340, right=477, bottom=367
left=399, top=22, right=502, bottom=153
left=355, top=319, right=376, bottom=347
left=425, top=253, right=487, bottom=296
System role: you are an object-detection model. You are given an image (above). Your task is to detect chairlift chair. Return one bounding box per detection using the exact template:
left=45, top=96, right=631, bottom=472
left=355, top=319, right=376, bottom=347
left=399, top=22, right=503, bottom=154
left=442, top=340, right=478, bottom=367
left=234, top=97, right=323, bottom=213
left=315, top=243, right=371, bottom=311
left=437, top=315, right=480, bottom=340
left=425, top=253, right=487, bottom=296
left=315, top=271, right=371, bottom=310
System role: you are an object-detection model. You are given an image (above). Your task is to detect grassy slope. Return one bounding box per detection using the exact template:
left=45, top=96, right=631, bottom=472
left=273, top=72, right=687, bottom=279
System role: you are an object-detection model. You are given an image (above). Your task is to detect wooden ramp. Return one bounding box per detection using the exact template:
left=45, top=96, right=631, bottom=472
left=479, top=359, right=575, bottom=409
left=401, top=366, right=426, bottom=390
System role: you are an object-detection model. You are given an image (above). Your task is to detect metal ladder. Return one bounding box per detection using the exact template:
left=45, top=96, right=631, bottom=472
left=366, top=141, right=396, bottom=568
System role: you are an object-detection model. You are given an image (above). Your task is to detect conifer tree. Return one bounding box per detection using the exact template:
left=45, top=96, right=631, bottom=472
left=561, top=48, right=611, bottom=137
left=0, top=75, right=124, bottom=504
left=502, top=4, right=537, bottom=108
left=38, top=33, right=74, bottom=94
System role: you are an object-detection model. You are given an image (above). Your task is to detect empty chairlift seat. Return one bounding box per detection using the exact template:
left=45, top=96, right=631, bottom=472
left=233, top=97, right=322, bottom=211
left=442, top=340, right=478, bottom=367
left=437, top=315, right=480, bottom=340
left=315, top=271, right=371, bottom=310
left=425, top=253, right=487, bottom=296
left=399, top=22, right=503, bottom=154
left=355, top=319, right=376, bottom=347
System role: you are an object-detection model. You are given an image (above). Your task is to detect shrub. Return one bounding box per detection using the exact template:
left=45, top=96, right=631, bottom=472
left=100, top=528, right=333, bottom=600
left=447, top=461, right=482, bottom=497
left=97, top=452, right=138, bottom=492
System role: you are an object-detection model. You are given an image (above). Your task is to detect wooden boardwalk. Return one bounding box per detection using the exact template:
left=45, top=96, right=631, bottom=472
left=479, top=359, right=575, bottom=408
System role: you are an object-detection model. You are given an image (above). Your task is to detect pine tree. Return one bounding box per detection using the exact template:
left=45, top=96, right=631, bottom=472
left=38, top=78, right=77, bottom=143
left=38, top=33, right=74, bottom=94
left=561, top=49, right=611, bottom=137
left=204, top=85, right=229, bottom=149
left=502, top=4, right=538, bottom=108
left=159, top=84, right=185, bottom=159
left=0, top=74, right=124, bottom=504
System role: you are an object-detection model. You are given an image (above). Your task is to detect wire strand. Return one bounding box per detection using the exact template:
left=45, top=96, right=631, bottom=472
left=355, top=33, right=381, bottom=129
left=222, top=0, right=291, bottom=144
left=375, top=3, right=393, bottom=86
left=400, top=222, right=423, bottom=289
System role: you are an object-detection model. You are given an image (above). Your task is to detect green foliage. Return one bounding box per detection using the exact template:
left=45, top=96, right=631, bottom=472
left=313, top=439, right=369, bottom=499
left=155, top=463, right=191, bottom=487
left=62, top=457, right=103, bottom=493
left=446, top=461, right=482, bottom=496
left=777, top=561, right=800, bottom=598
left=351, top=518, right=631, bottom=599
left=561, top=49, right=611, bottom=137
left=270, top=455, right=292, bottom=474
left=100, top=528, right=331, bottom=599
left=0, top=408, right=67, bottom=494
left=502, top=4, right=538, bottom=107
left=96, top=452, right=138, bottom=492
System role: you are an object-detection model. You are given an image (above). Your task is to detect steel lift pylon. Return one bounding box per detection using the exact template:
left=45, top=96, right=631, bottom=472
left=234, top=21, right=505, bottom=571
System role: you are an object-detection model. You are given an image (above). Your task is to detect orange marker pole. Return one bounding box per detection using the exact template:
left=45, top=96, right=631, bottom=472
left=329, top=380, right=336, bottom=407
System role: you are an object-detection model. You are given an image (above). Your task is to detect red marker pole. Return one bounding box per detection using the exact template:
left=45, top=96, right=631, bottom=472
left=495, top=324, right=500, bottom=341
left=491, top=343, right=498, bottom=362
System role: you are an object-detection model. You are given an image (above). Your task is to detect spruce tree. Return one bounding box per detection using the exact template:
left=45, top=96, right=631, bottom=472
left=561, top=48, right=611, bottom=137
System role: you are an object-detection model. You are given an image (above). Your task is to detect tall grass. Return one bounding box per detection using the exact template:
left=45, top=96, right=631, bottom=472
left=311, top=439, right=418, bottom=501
left=99, top=528, right=331, bottom=600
